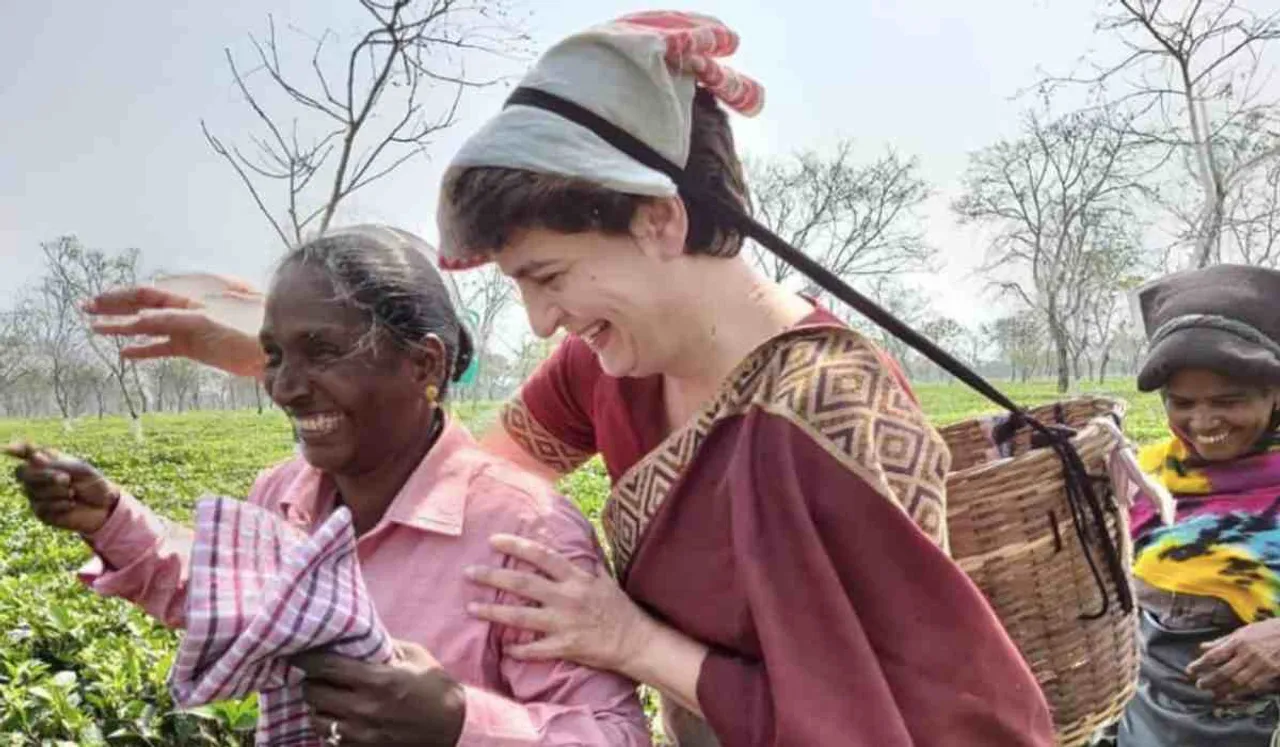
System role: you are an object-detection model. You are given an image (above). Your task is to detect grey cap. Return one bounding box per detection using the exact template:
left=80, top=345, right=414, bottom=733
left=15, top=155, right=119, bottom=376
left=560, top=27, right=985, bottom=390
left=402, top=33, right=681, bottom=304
left=1135, top=264, right=1280, bottom=392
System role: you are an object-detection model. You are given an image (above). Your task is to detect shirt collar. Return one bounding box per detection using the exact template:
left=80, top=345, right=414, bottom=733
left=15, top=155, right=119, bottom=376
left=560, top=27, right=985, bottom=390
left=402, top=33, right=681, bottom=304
left=276, top=416, right=478, bottom=537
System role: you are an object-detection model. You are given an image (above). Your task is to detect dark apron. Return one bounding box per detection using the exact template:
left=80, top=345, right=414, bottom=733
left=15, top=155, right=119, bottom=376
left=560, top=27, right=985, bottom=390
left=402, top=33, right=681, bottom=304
left=1119, top=609, right=1280, bottom=746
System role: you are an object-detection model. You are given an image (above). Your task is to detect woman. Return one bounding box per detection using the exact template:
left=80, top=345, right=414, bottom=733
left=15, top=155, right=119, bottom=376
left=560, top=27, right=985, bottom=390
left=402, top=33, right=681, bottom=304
left=1119, top=263, right=1280, bottom=746
left=13, top=225, right=649, bottom=746
left=84, top=12, right=1055, bottom=746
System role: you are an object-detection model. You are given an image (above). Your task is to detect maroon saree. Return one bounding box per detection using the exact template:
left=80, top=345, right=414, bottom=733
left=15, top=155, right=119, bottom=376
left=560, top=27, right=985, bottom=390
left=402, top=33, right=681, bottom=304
left=506, top=321, right=1054, bottom=746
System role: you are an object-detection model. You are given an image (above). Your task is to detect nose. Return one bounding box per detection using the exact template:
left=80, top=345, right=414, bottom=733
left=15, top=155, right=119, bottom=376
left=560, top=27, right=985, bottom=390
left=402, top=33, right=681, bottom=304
left=522, top=287, right=564, bottom=340
left=266, top=356, right=311, bottom=408
left=1188, top=405, right=1223, bottom=433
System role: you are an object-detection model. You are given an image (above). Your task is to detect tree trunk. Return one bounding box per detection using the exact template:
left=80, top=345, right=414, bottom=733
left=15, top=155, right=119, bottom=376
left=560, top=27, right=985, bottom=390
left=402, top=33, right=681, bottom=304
left=130, top=366, right=149, bottom=413
left=1051, top=327, right=1071, bottom=393
left=52, top=379, right=71, bottom=419
left=110, top=369, right=139, bottom=419
left=254, top=381, right=264, bottom=414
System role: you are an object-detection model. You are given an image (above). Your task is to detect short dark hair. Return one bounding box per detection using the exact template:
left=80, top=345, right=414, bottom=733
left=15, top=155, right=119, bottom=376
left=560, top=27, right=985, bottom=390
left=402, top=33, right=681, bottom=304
left=279, top=225, right=474, bottom=399
left=443, top=88, right=751, bottom=259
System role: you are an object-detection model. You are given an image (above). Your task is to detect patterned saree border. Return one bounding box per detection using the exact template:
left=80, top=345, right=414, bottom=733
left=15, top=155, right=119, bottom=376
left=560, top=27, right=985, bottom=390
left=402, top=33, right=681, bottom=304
left=500, top=397, right=595, bottom=475
left=603, top=325, right=951, bottom=579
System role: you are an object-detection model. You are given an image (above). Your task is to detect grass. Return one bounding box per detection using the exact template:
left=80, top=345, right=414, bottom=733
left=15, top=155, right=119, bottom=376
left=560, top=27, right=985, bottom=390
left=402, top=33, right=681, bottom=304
left=0, top=380, right=1168, bottom=743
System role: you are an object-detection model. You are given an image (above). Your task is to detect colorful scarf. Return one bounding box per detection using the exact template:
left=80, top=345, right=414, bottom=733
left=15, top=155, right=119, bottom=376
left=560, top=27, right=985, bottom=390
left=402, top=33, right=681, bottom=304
left=1130, top=434, right=1280, bottom=623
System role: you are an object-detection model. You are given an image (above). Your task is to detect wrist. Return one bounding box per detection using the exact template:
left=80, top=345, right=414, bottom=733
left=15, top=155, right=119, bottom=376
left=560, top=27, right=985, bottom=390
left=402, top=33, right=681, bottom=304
left=81, top=488, right=122, bottom=538
left=621, top=614, right=706, bottom=684
left=622, top=618, right=709, bottom=719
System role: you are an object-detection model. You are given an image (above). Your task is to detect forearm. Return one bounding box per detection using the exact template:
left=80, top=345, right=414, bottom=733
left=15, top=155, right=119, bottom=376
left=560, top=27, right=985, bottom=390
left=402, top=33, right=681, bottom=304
left=622, top=618, right=709, bottom=718
left=79, top=492, right=193, bottom=627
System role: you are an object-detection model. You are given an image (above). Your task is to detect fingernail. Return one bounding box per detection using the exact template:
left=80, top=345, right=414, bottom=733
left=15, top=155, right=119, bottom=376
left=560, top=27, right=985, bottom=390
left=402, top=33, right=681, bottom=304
left=466, top=603, right=479, bottom=614
left=463, top=566, right=477, bottom=579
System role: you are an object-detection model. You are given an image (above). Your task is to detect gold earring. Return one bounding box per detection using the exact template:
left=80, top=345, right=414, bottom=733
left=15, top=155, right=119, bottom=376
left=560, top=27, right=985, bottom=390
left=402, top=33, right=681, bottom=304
left=425, top=384, right=440, bottom=408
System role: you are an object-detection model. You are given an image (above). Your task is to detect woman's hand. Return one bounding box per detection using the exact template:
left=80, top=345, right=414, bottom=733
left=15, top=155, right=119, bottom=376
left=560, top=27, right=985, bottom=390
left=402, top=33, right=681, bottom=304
left=294, top=640, right=465, bottom=746
left=1187, top=618, right=1280, bottom=700
left=463, top=534, right=659, bottom=673
left=83, top=277, right=266, bottom=379
left=5, top=442, right=121, bottom=535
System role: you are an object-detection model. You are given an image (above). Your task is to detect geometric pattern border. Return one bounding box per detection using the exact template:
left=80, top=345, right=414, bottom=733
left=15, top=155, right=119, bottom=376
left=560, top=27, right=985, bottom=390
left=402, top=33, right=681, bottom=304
left=500, top=397, right=594, bottom=476
left=603, top=325, right=952, bottom=579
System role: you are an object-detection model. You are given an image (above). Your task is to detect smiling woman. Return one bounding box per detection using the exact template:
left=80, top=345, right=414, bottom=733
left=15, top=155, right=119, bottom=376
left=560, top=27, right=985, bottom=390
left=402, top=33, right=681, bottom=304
left=8, top=225, right=650, bottom=746
left=1119, top=264, right=1280, bottom=747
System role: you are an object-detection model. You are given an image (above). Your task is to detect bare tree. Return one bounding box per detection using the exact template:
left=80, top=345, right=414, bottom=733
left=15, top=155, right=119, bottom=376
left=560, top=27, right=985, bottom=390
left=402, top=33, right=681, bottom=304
left=1224, top=157, right=1280, bottom=266
left=39, top=237, right=148, bottom=421
left=984, top=313, right=1046, bottom=383
left=1112, top=318, right=1149, bottom=376
left=835, top=277, right=933, bottom=379
left=451, top=265, right=515, bottom=398
left=20, top=276, right=87, bottom=420
left=204, top=0, right=529, bottom=248
left=955, top=109, right=1151, bottom=392
left=747, top=143, right=934, bottom=288
left=1043, top=0, right=1280, bottom=267
left=917, top=317, right=968, bottom=382
left=0, top=311, right=30, bottom=403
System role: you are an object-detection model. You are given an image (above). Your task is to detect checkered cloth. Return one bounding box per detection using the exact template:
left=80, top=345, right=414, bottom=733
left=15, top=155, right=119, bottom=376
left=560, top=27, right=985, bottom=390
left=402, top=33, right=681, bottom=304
left=169, top=497, right=394, bottom=746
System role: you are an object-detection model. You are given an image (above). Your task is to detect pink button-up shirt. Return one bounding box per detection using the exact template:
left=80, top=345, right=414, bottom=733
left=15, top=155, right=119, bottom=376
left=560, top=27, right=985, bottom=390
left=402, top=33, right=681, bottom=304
left=79, top=418, right=650, bottom=746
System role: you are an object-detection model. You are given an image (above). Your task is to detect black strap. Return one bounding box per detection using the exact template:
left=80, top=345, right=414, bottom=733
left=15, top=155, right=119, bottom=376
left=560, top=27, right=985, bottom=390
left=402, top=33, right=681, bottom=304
left=506, top=86, right=1133, bottom=617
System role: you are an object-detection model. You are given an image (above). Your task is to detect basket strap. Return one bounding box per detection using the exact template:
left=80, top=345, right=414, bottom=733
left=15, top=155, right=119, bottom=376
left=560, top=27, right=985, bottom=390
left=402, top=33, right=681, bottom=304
left=505, top=87, right=1133, bottom=617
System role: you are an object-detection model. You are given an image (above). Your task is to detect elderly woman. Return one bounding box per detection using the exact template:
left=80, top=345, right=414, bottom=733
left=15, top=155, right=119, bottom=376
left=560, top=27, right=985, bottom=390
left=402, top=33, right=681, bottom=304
left=1118, top=264, right=1280, bottom=746
left=9, top=226, right=649, bottom=746
left=80, top=12, right=1054, bottom=746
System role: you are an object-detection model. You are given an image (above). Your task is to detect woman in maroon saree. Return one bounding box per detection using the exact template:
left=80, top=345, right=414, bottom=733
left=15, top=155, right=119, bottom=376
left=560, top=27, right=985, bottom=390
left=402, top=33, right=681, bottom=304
left=435, top=11, right=1053, bottom=746
left=83, top=11, right=1056, bottom=745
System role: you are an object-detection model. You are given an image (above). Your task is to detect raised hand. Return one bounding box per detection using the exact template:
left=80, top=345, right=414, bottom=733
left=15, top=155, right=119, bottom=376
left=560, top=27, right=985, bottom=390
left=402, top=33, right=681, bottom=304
left=82, top=274, right=266, bottom=378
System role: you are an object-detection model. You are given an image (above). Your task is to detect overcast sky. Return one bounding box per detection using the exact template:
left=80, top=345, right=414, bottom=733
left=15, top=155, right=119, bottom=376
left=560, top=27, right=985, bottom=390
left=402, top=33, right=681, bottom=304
left=3, top=0, right=1139, bottom=325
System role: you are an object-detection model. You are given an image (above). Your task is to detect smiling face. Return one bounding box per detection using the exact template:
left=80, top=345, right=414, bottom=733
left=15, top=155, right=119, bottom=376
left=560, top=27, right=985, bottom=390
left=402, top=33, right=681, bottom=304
left=495, top=204, right=692, bottom=379
left=1163, top=368, right=1279, bottom=462
left=260, top=261, right=434, bottom=475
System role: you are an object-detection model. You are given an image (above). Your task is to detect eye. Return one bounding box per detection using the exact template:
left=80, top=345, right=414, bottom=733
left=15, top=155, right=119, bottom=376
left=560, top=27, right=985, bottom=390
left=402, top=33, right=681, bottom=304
left=262, top=343, right=282, bottom=368
left=533, top=271, right=564, bottom=288
left=307, top=340, right=345, bottom=362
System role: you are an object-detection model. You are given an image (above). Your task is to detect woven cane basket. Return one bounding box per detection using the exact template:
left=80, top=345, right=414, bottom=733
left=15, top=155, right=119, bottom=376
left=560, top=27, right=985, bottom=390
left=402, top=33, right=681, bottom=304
left=940, top=397, right=1138, bottom=746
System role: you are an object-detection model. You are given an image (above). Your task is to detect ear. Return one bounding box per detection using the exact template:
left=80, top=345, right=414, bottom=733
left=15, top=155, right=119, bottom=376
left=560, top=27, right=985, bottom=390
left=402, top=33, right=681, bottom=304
left=630, top=197, right=688, bottom=261
left=406, top=334, right=448, bottom=389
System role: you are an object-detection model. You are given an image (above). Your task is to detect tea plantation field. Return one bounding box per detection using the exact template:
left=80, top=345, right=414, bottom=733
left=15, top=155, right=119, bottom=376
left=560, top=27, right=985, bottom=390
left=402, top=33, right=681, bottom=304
left=0, top=383, right=1161, bottom=744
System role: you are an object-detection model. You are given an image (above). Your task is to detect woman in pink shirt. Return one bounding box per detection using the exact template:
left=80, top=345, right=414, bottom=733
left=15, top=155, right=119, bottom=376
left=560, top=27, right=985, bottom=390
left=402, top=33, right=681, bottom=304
left=9, top=225, right=649, bottom=746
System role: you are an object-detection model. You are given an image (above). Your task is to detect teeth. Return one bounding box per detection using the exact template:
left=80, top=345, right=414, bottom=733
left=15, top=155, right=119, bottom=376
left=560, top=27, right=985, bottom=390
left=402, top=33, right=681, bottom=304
left=579, top=321, right=608, bottom=348
left=293, top=413, right=342, bottom=436
left=1195, top=432, right=1229, bottom=445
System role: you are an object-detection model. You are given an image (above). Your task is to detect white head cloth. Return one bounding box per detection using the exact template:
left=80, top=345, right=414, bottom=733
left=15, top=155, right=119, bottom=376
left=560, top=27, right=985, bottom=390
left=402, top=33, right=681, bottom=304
left=437, top=11, right=763, bottom=269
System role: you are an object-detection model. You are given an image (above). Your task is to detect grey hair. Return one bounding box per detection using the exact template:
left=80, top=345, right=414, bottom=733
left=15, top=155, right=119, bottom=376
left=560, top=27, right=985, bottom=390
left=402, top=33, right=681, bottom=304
left=277, top=224, right=474, bottom=398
